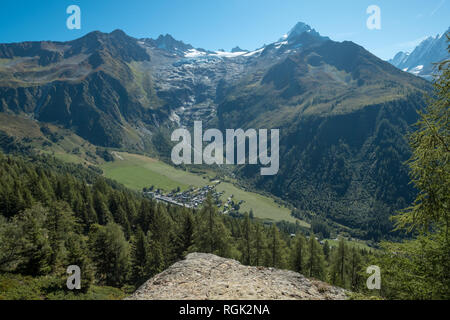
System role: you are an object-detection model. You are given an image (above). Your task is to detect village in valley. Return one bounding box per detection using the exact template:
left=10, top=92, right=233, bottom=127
left=142, top=180, right=244, bottom=214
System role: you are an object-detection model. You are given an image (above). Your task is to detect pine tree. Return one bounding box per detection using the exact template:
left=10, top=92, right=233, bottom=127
left=131, top=228, right=152, bottom=284
left=65, top=232, right=94, bottom=292
left=150, top=204, right=174, bottom=267
left=137, top=199, right=154, bottom=233
left=377, top=54, right=450, bottom=299
left=194, top=193, right=231, bottom=257
left=16, top=205, right=52, bottom=276
left=241, top=213, right=253, bottom=265
left=323, top=240, right=331, bottom=262
left=148, top=239, right=165, bottom=276
left=394, top=52, right=450, bottom=232
left=46, top=201, right=77, bottom=271
left=175, top=210, right=195, bottom=259
left=254, top=223, right=265, bottom=266
left=292, top=233, right=307, bottom=273
left=89, top=223, right=130, bottom=286
left=93, top=190, right=112, bottom=225
left=268, top=224, right=286, bottom=268
left=349, top=247, right=363, bottom=291
left=330, top=237, right=348, bottom=287
left=306, top=233, right=326, bottom=279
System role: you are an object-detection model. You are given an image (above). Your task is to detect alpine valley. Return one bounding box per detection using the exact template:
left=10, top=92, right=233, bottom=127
left=0, top=22, right=435, bottom=241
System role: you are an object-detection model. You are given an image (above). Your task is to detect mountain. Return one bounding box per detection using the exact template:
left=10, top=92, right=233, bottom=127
left=215, top=36, right=431, bottom=239
left=0, top=22, right=434, bottom=239
left=127, top=253, right=349, bottom=300
left=284, top=22, right=329, bottom=42
left=389, top=28, right=449, bottom=80
left=139, top=34, right=194, bottom=56
left=0, top=30, right=175, bottom=152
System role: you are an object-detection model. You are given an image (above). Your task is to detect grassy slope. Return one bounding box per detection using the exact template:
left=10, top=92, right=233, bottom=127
left=102, top=152, right=309, bottom=226
left=0, top=114, right=308, bottom=225
left=0, top=273, right=126, bottom=300
left=0, top=113, right=104, bottom=165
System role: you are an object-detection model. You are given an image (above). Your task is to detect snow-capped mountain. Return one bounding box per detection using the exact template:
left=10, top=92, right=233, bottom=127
left=140, top=21, right=329, bottom=61
left=134, top=22, right=332, bottom=125
left=389, top=28, right=449, bottom=80
left=284, top=22, right=327, bottom=41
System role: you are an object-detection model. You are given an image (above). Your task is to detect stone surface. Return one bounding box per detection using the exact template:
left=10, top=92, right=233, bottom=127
left=127, top=253, right=349, bottom=300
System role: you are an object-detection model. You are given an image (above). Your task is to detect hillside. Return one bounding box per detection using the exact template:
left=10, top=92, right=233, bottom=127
left=215, top=31, right=432, bottom=240
left=0, top=151, right=373, bottom=300
left=127, top=253, right=348, bottom=300
left=0, top=30, right=170, bottom=151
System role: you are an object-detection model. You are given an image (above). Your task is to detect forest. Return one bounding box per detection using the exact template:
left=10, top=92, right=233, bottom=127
left=0, top=151, right=377, bottom=299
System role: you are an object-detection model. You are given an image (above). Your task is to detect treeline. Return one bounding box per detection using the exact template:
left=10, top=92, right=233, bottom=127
left=0, top=152, right=374, bottom=298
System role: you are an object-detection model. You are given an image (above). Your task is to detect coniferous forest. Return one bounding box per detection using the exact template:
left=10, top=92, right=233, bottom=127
left=0, top=151, right=376, bottom=299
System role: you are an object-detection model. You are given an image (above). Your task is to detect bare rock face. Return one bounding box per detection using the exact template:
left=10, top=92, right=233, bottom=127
left=127, top=253, right=349, bottom=300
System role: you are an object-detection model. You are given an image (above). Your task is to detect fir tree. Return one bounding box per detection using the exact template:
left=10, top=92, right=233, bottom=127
left=292, top=233, right=307, bottom=273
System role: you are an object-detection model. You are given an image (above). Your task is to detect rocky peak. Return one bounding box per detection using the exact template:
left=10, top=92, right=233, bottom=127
left=143, top=34, right=193, bottom=55
left=286, top=22, right=324, bottom=41
left=231, top=46, right=248, bottom=53
left=127, top=253, right=349, bottom=300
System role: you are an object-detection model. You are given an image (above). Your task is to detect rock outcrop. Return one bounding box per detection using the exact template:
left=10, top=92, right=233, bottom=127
left=127, top=253, right=349, bottom=300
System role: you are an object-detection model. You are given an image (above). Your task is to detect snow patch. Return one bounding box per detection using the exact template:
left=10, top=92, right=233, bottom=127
left=212, top=51, right=247, bottom=58
left=275, top=41, right=288, bottom=49
left=410, top=65, right=424, bottom=75
left=185, top=49, right=207, bottom=58
left=243, top=48, right=264, bottom=57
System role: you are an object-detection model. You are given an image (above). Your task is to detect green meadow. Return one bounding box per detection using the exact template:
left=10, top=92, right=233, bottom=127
left=101, top=152, right=308, bottom=226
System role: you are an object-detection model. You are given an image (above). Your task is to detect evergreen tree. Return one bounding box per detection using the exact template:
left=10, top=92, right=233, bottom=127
left=65, top=232, right=94, bottom=292
left=89, top=223, right=130, bottom=286
left=376, top=52, right=450, bottom=299
left=194, top=193, right=231, bottom=257
left=16, top=205, right=52, bottom=276
left=148, top=239, right=165, bottom=276
left=330, top=237, right=348, bottom=287
left=46, top=201, right=77, bottom=271
left=137, top=199, right=154, bottom=233
left=394, top=54, right=450, bottom=233
left=349, top=247, right=363, bottom=291
left=93, top=190, right=112, bottom=226
left=175, top=210, right=195, bottom=259
left=307, top=233, right=325, bottom=279
left=254, top=223, right=265, bottom=266
left=292, top=233, right=307, bottom=273
left=241, top=213, right=253, bottom=265
left=131, top=228, right=152, bottom=284
left=323, top=240, right=331, bottom=262
left=149, top=204, right=174, bottom=267
left=268, top=224, right=286, bottom=268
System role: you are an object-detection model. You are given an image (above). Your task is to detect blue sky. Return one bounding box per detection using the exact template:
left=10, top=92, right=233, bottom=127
left=0, top=0, right=448, bottom=60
